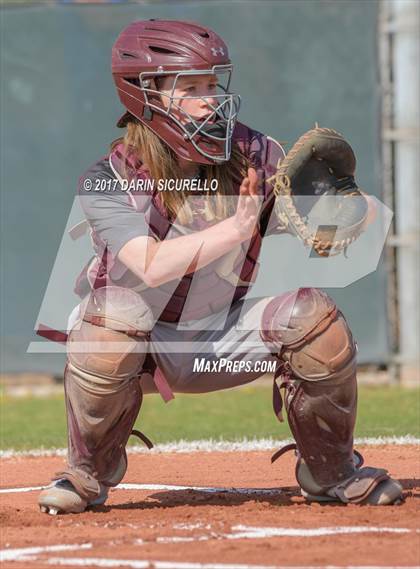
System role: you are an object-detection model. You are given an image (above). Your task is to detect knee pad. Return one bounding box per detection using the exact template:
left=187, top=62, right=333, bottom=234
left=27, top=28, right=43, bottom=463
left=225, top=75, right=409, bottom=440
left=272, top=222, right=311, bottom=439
left=67, top=286, right=154, bottom=390
left=261, top=287, right=356, bottom=380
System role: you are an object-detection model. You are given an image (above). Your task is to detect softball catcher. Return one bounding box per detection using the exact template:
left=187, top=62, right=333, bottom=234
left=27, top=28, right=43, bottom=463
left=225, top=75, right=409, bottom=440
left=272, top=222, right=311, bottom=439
left=38, top=19, right=402, bottom=514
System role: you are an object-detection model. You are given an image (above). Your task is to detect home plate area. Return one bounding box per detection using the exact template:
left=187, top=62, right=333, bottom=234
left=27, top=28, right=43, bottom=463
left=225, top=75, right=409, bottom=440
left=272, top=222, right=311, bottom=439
left=0, top=441, right=419, bottom=568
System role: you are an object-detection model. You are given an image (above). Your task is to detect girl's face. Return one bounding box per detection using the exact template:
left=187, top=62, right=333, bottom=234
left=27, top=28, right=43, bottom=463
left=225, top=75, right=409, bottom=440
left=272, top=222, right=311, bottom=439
left=146, top=70, right=240, bottom=162
left=157, top=73, right=219, bottom=125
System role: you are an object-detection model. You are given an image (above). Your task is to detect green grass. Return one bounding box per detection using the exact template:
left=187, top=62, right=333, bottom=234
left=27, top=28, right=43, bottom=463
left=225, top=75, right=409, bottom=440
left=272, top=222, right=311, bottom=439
left=1, top=385, right=419, bottom=451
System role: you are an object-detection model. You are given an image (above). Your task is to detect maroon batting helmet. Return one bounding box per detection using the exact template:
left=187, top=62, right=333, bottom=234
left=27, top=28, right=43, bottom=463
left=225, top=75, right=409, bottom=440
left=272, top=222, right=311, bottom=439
left=111, top=19, right=241, bottom=164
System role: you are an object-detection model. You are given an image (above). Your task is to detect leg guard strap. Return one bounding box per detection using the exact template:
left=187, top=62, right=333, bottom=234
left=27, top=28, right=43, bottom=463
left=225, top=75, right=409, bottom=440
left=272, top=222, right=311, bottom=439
left=327, top=467, right=390, bottom=504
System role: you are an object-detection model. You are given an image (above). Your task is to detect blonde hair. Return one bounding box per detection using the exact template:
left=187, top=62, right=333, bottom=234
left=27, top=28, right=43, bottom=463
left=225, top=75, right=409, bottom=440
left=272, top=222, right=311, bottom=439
left=111, top=121, right=251, bottom=225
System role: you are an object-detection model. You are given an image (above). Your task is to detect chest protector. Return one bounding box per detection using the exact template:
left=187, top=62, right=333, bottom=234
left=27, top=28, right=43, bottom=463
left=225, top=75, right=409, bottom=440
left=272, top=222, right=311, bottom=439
left=75, top=122, right=285, bottom=323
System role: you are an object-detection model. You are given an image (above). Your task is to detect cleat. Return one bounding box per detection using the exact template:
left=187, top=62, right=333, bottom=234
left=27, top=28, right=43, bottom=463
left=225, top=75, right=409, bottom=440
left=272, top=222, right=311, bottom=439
left=38, top=476, right=108, bottom=515
left=39, top=479, right=87, bottom=515
left=359, top=477, right=403, bottom=505
left=301, top=471, right=403, bottom=505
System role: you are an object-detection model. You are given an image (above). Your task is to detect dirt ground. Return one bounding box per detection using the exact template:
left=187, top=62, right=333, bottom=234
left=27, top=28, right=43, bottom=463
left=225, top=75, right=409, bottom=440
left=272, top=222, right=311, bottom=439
left=0, top=445, right=419, bottom=568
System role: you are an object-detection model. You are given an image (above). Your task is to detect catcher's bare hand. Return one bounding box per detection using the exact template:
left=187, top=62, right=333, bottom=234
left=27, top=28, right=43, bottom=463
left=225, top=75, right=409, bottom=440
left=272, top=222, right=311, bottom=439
left=233, top=167, right=260, bottom=240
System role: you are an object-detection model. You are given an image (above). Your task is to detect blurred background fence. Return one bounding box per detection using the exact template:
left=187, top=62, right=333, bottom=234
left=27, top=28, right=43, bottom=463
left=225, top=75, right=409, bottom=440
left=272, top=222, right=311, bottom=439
left=0, top=0, right=418, bottom=384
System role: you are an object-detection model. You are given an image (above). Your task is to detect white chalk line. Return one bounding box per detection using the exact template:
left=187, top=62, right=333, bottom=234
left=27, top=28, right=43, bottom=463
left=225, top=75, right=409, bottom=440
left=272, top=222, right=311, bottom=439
left=2, top=537, right=420, bottom=568
left=1, top=435, right=419, bottom=459
left=229, top=525, right=419, bottom=538
left=9, top=558, right=283, bottom=569
left=0, top=482, right=283, bottom=495
left=11, top=558, right=420, bottom=569
left=152, top=525, right=420, bottom=545
left=0, top=543, right=92, bottom=562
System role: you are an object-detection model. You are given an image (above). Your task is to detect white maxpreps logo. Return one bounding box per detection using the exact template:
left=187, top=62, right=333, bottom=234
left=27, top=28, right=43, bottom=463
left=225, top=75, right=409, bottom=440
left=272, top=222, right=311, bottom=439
left=211, top=46, right=225, bottom=57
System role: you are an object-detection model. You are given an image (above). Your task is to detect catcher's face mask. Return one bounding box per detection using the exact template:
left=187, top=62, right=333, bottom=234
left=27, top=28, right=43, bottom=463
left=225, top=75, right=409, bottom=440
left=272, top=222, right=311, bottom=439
left=140, top=66, right=241, bottom=162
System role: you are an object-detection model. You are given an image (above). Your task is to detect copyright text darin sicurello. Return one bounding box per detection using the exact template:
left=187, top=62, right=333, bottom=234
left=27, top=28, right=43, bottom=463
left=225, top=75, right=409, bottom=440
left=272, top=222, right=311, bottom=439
left=82, top=177, right=218, bottom=192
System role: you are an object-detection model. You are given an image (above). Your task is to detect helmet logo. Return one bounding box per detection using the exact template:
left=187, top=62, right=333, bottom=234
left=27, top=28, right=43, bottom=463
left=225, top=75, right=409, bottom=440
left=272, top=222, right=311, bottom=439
left=211, top=47, right=225, bottom=57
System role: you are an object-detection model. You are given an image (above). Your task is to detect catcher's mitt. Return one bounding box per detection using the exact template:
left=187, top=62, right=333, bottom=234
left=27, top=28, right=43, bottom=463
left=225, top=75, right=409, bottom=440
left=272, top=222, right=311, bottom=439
left=269, top=126, right=368, bottom=257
